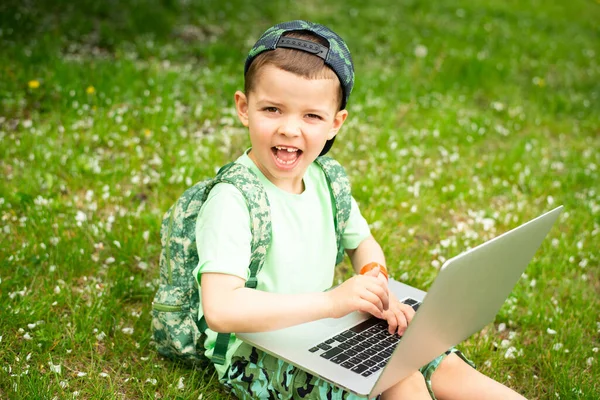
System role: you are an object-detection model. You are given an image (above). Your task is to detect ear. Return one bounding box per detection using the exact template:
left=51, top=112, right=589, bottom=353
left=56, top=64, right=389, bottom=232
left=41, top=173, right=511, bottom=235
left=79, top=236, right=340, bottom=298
left=234, top=90, right=249, bottom=127
left=328, top=109, right=348, bottom=140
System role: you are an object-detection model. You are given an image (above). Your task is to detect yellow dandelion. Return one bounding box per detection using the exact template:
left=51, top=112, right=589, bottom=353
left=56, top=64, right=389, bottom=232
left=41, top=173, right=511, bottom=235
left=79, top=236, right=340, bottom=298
left=86, top=86, right=96, bottom=95
left=28, top=80, right=40, bottom=89
left=144, top=129, right=152, bottom=137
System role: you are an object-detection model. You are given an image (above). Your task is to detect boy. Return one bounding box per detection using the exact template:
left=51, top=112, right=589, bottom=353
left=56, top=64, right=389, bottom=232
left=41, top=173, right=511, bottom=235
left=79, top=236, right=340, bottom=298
left=194, top=20, right=526, bottom=399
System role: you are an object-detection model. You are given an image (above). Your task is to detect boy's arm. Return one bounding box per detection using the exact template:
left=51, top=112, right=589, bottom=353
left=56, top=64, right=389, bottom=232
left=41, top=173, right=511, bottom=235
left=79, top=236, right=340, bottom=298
left=346, top=235, right=416, bottom=335
left=345, top=234, right=386, bottom=274
left=201, top=266, right=388, bottom=333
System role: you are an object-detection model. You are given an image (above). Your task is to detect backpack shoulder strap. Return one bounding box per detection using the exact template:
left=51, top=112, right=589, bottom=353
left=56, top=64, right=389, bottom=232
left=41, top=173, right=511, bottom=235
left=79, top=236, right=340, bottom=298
left=200, top=162, right=272, bottom=365
left=207, top=162, right=272, bottom=287
left=314, top=156, right=352, bottom=265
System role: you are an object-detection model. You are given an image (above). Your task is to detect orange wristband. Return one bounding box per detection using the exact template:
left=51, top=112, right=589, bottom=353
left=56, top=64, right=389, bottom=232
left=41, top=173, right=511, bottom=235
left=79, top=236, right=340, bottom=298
left=359, top=262, right=388, bottom=280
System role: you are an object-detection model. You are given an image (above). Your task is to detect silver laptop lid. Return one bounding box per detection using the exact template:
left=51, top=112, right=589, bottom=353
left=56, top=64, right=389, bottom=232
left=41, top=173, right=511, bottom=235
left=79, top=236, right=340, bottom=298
left=370, top=206, right=563, bottom=397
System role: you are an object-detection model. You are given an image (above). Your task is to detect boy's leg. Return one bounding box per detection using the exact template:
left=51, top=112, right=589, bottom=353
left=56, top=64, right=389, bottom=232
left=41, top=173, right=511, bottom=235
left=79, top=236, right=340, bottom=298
left=380, top=370, right=431, bottom=400
left=430, top=353, right=527, bottom=400
left=224, top=343, right=369, bottom=399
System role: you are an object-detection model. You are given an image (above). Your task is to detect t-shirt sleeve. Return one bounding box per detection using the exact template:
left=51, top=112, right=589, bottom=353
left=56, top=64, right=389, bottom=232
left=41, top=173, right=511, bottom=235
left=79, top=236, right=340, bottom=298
left=192, top=182, right=252, bottom=283
left=341, top=196, right=371, bottom=250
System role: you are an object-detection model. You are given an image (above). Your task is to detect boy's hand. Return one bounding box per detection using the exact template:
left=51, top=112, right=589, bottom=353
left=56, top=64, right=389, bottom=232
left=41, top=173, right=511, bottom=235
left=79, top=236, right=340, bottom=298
left=378, top=291, right=415, bottom=335
left=326, top=266, right=389, bottom=319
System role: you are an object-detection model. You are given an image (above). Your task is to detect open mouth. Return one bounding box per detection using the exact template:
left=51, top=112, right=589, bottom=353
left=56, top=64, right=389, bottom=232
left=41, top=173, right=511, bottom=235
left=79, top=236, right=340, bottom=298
left=271, top=145, right=303, bottom=166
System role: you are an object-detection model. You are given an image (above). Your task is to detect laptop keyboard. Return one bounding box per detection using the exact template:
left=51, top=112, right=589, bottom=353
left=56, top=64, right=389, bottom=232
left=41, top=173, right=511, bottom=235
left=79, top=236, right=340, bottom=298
left=308, top=297, right=421, bottom=377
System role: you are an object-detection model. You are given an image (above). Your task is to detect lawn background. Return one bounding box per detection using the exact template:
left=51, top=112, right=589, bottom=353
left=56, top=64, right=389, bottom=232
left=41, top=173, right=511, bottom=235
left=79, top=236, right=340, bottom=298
left=1, top=0, right=598, bottom=398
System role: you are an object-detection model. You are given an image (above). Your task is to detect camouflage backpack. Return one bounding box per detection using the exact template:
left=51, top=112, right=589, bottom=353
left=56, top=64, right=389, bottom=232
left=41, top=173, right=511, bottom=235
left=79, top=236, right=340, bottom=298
left=151, top=156, right=351, bottom=366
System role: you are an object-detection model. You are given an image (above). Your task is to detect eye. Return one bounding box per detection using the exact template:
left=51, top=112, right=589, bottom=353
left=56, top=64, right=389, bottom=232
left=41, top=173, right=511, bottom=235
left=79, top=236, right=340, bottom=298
left=263, top=107, right=279, bottom=113
left=306, top=113, right=323, bottom=120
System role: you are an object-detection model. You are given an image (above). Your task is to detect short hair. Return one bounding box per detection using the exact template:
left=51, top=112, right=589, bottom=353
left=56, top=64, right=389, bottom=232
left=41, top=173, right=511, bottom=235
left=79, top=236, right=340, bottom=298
left=244, top=30, right=344, bottom=111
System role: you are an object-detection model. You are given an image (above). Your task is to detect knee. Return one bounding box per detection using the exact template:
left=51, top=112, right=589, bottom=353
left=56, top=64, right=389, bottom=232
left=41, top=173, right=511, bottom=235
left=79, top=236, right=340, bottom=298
left=436, top=353, right=466, bottom=376
left=397, top=370, right=428, bottom=393
left=382, top=371, right=430, bottom=400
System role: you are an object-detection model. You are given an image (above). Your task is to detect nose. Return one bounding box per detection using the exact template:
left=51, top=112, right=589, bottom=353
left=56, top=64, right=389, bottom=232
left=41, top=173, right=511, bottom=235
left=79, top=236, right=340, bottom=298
left=278, top=116, right=301, bottom=137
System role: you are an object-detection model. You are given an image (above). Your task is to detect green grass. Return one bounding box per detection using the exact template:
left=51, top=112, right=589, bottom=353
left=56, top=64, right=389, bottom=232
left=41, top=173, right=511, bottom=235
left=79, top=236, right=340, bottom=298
left=1, top=0, right=599, bottom=398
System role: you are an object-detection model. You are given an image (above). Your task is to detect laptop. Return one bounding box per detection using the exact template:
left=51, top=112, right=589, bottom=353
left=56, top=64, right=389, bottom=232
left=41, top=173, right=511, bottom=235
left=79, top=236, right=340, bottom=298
left=237, top=206, right=563, bottom=398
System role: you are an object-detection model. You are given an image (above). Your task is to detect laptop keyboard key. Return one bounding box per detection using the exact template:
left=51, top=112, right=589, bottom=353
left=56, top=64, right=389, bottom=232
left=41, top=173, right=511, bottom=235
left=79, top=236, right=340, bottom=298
left=363, top=348, right=377, bottom=356
left=372, top=344, right=386, bottom=353
left=354, top=344, right=367, bottom=352
left=361, top=370, right=373, bottom=377
left=339, top=342, right=352, bottom=350
left=371, top=355, right=384, bottom=363
left=318, top=343, right=332, bottom=351
left=350, top=319, right=378, bottom=333
left=341, top=330, right=356, bottom=338
left=402, top=298, right=418, bottom=306
left=308, top=347, right=320, bottom=353
left=341, top=361, right=355, bottom=369
left=333, top=334, right=347, bottom=342
left=350, top=364, right=368, bottom=374
left=320, top=347, right=344, bottom=359
left=363, top=359, right=377, bottom=367
left=345, top=349, right=358, bottom=357
left=330, top=354, right=350, bottom=364
left=348, top=356, right=362, bottom=364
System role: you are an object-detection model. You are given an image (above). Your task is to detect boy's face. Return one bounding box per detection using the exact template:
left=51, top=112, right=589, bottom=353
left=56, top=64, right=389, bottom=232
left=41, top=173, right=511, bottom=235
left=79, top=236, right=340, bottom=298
left=235, top=64, right=348, bottom=193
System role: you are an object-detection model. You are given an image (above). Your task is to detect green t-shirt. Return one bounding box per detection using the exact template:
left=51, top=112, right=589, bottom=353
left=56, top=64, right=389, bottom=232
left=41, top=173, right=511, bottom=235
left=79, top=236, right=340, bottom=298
left=193, top=151, right=371, bottom=377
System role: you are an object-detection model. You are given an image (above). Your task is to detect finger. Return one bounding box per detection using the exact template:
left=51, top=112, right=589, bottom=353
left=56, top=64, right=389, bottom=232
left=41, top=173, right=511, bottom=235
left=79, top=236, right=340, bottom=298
left=385, top=309, right=399, bottom=334
left=363, top=275, right=390, bottom=310
left=395, top=308, right=409, bottom=335
left=365, top=266, right=380, bottom=277
left=359, top=298, right=384, bottom=318
left=366, top=279, right=390, bottom=311
left=399, top=303, right=416, bottom=324
left=359, top=290, right=385, bottom=314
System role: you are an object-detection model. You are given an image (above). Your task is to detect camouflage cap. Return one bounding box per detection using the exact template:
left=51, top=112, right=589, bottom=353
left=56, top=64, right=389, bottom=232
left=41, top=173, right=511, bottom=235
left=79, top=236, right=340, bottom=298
left=245, top=20, right=354, bottom=110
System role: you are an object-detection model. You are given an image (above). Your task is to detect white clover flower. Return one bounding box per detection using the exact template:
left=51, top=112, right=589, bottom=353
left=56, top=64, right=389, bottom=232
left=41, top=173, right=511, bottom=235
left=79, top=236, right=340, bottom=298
left=547, top=328, right=557, bottom=335
left=530, top=279, right=537, bottom=288
left=49, top=363, right=62, bottom=374
left=553, top=343, right=563, bottom=351
left=414, top=45, right=428, bottom=58
left=75, top=211, right=87, bottom=225
left=121, top=327, right=134, bottom=335
left=504, top=346, right=518, bottom=359
left=177, top=376, right=185, bottom=390
left=76, top=372, right=87, bottom=377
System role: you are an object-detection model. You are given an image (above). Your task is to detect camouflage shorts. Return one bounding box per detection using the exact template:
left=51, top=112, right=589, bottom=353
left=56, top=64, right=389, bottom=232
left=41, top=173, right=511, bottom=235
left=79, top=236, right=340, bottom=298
left=222, top=343, right=475, bottom=399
